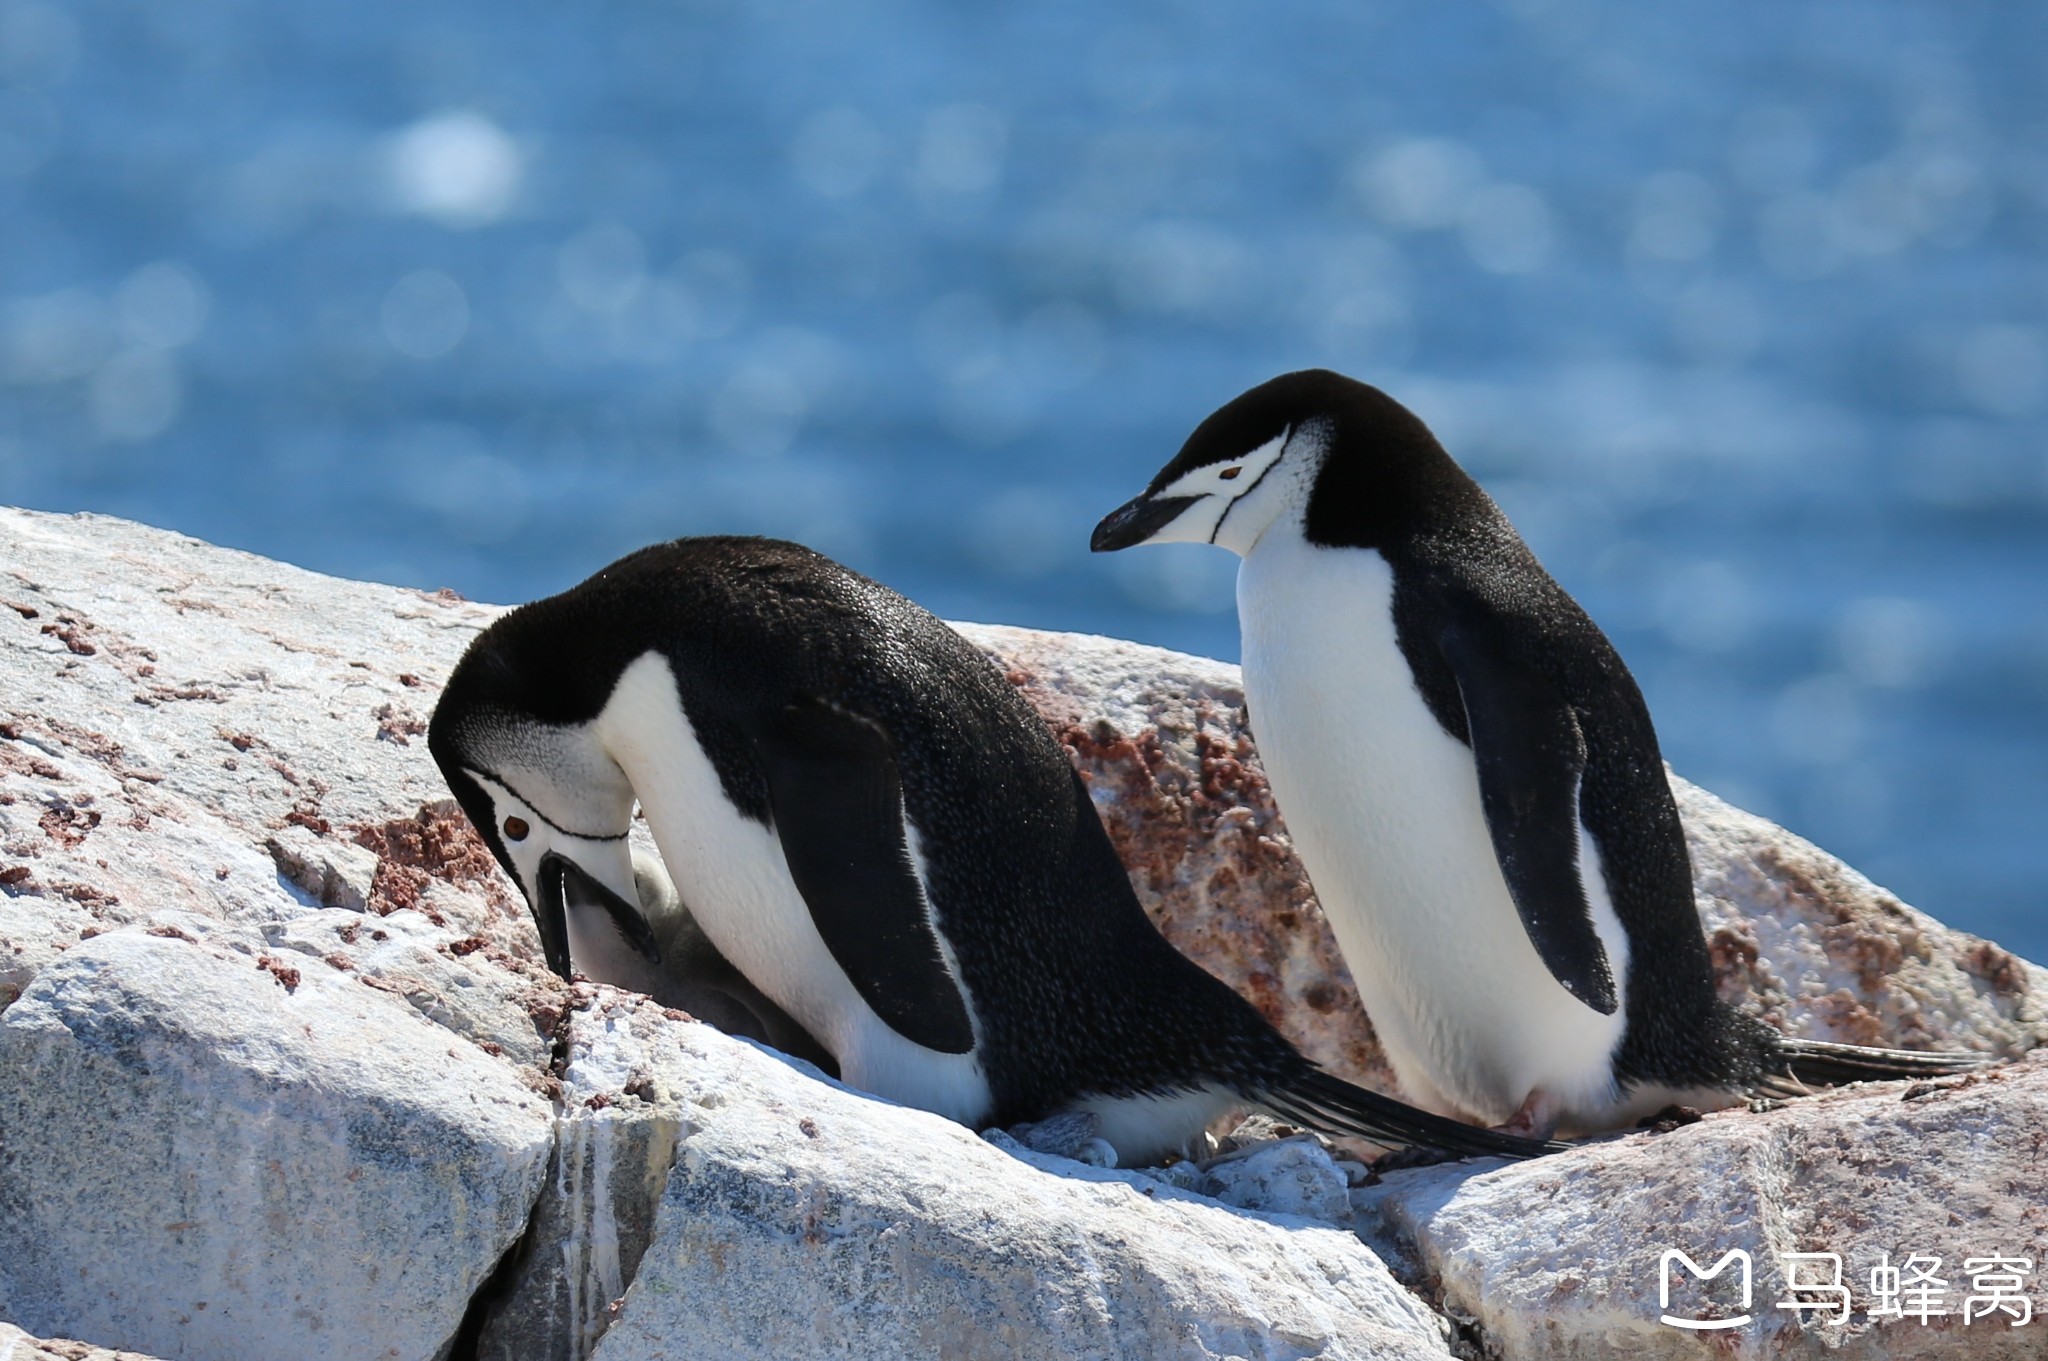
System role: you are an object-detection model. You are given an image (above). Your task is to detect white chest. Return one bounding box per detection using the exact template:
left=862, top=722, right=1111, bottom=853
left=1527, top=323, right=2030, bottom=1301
left=1235, top=536, right=1630, bottom=1126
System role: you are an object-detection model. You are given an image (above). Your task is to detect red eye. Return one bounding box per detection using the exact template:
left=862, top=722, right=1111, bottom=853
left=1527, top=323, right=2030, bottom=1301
left=1219, top=466, right=1243, bottom=481
left=503, top=816, right=530, bottom=841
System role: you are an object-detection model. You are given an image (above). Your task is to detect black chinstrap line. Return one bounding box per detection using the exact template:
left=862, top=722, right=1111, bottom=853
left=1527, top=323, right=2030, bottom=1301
left=1207, top=427, right=1288, bottom=545
left=473, top=766, right=630, bottom=842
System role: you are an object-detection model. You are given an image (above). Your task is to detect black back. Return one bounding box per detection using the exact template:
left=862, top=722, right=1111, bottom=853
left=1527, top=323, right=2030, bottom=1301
left=1189, top=371, right=1767, bottom=1089
left=432, top=537, right=1308, bottom=1123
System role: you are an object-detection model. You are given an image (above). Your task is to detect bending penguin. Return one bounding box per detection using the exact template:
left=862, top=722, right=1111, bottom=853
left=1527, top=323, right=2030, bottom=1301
left=1092, top=369, right=1995, bottom=1138
left=428, top=535, right=1560, bottom=1166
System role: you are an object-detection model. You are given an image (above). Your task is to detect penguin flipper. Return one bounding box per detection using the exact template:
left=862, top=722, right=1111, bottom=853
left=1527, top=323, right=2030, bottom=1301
left=1439, top=623, right=1620, bottom=1016
left=747, top=698, right=978, bottom=1056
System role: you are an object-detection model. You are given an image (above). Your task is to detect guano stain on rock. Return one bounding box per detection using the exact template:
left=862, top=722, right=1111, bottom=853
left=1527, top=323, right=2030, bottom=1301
left=255, top=954, right=302, bottom=991
left=352, top=802, right=516, bottom=922
left=38, top=807, right=100, bottom=849
left=372, top=702, right=428, bottom=746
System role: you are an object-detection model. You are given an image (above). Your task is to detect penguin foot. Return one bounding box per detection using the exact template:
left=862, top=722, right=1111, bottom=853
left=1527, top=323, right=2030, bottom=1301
left=1633, top=1104, right=1704, bottom=1134
left=1491, top=1090, right=1563, bottom=1142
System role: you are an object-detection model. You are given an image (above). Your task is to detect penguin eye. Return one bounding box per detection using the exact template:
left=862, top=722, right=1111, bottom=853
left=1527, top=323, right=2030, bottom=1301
left=503, top=816, right=530, bottom=842
left=1218, top=466, right=1243, bottom=481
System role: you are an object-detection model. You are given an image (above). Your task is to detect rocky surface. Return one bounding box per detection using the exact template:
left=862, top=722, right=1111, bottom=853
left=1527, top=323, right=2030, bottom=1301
left=2, top=508, right=2044, bottom=1361
left=473, top=986, right=699, bottom=1361
left=1676, top=781, right=2041, bottom=1056
left=0, top=508, right=534, bottom=1019
left=1355, top=1054, right=2048, bottom=1360
left=0, top=1322, right=171, bottom=1361
left=0, top=918, right=555, bottom=1361
left=566, top=990, right=1456, bottom=1361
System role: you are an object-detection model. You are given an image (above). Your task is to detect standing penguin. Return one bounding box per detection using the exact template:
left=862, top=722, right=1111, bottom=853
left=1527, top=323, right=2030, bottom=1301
left=429, top=535, right=1558, bottom=1165
left=1092, top=369, right=1993, bottom=1137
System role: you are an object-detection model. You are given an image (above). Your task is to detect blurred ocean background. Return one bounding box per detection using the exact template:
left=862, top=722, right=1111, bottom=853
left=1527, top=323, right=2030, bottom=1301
left=1, top=0, right=2044, bottom=958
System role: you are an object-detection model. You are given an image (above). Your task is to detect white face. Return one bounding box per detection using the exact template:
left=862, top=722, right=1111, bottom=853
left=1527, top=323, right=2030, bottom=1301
left=1131, top=426, right=1311, bottom=557
left=466, top=767, right=639, bottom=913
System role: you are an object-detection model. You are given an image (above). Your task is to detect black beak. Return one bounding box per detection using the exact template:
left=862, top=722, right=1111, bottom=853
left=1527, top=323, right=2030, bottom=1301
left=1091, top=493, right=1198, bottom=552
left=534, top=851, right=661, bottom=981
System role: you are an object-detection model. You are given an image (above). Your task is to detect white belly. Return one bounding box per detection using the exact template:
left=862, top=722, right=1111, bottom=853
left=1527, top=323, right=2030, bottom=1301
left=594, top=654, right=992, bottom=1126
left=1237, top=537, right=1630, bottom=1127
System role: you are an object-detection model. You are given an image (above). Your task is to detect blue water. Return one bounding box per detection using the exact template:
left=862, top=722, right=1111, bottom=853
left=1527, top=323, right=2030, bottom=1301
left=2, top=0, right=2044, bottom=959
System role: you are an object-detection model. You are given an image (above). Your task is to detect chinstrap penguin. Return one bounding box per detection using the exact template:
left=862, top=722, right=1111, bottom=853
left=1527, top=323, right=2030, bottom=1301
left=429, top=535, right=1563, bottom=1165
left=1092, top=368, right=1995, bottom=1137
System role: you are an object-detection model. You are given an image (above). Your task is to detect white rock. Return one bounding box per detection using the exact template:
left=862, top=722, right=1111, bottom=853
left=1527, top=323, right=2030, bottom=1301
left=0, top=894, right=87, bottom=1013
left=559, top=992, right=1455, bottom=1361
left=0, top=508, right=530, bottom=964
left=473, top=984, right=704, bottom=1361
left=255, top=905, right=564, bottom=1070
left=482, top=991, right=1455, bottom=1361
left=0, top=925, right=556, bottom=1361
left=1353, top=1056, right=2048, bottom=1360
left=0, top=1321, right=172, bottom=1360
left=1202, top=1135, right=1356, bottom=1224
left=265, top=825, right=380, bottom=913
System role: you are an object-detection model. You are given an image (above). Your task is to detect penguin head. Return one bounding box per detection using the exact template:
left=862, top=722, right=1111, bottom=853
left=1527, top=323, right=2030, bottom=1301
left=1091, top=369, right=1454, bottom=557
left=429, top=644, right=646, bottom=982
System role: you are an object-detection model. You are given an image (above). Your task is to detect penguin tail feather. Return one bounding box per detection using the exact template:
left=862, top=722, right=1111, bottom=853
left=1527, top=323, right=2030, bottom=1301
left=1261, top=1070, right=1568, bottom=1161
left=1768, top=1037, right=1999, bottom=1094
